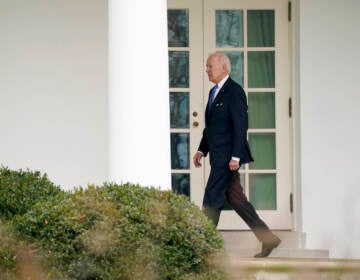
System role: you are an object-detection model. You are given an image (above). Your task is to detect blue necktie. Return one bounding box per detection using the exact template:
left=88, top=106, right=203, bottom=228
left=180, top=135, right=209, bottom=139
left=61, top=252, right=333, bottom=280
left=208, top=84, right=218, bottom=110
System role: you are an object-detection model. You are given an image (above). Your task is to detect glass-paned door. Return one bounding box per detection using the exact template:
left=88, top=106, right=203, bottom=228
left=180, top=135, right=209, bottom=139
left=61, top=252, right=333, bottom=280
left=167, top=0, right=204, bottom=207
left=168, top=0, right=292, bottom=230
left=205, top=0, right=292, bottom=229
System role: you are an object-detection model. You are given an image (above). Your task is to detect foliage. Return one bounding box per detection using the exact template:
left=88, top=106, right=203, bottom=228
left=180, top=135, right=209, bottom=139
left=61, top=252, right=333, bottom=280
left=0, top=220, right=18, bottom=278
left=0, top=166, right=62, bottom=219
left=0, top=167, right=227, bottom=279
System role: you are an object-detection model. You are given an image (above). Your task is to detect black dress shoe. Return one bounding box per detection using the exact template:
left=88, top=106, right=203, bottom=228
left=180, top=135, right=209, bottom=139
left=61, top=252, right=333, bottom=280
left=254, top=237, right=281, bottom=258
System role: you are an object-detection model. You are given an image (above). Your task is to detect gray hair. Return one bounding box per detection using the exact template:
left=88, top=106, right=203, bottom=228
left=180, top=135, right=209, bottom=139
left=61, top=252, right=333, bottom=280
left=210, top=52, right=231, bottom=73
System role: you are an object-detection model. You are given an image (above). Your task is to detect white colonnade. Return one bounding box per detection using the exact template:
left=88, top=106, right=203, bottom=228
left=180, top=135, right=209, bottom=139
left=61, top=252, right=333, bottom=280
left=109, top=0, right=171, bottom=189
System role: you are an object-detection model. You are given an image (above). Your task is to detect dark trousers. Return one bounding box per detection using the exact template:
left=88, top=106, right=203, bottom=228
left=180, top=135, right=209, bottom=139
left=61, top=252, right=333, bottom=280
left=203, top=172, right=277, bottom=244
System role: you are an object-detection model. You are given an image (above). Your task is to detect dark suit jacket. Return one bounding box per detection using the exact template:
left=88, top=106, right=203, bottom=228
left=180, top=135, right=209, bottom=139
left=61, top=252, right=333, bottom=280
left=198, top=77, right=254, bottom=208
left=198, top=77, right=253, bottom=167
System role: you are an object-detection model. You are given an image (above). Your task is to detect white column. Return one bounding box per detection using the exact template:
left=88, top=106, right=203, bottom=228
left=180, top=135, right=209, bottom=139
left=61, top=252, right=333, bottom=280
left=109, top=0, right=171, bottom=189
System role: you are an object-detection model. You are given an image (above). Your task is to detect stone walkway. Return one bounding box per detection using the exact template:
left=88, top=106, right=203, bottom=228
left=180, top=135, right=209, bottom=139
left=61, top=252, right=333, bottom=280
left=225, top=256, right=360, bottom=280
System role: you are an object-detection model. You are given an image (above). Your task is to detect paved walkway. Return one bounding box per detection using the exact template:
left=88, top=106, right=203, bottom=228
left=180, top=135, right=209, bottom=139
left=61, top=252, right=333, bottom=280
left=224, top=256, right=360, bottom=280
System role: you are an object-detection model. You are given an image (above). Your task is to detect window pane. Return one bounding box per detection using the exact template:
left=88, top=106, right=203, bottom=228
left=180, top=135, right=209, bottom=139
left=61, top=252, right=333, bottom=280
left=248, top=92, right=275, bottom=129
left=224, top=51, right=244, bottom=86
left=216, top=10, right=243, bottom=47
left=170, top=92, right=189, bottom=128
left=249, top=133, right=276, bottom=170
left=168, top=9, right=189, bottom=47
left=169, top=51, right=189, bottom=88
left=172, top=173, right=190, bottom=197
left=248, top=51, right=275, bottom=88
left=171, top=133, right=189, bottom=169
left=223, top=173, right=245, bottom=210
left=247, top=10, right=275, bottom=47
left=249, top=174, right=276, bottom=210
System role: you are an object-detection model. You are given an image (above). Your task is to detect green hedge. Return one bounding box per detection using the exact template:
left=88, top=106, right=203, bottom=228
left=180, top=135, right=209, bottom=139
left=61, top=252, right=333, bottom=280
left=0, top=167, right=227, bottom=279
left=0, top=220, right=19, bottom=279
left=0, top=166, right=61, bottom=219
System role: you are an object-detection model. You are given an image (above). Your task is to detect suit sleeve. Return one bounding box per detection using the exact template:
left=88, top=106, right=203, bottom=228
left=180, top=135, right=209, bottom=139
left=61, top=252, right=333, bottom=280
left=198, top=128, right=209, bottom=157
left=229, top=86, right=248, bottom=159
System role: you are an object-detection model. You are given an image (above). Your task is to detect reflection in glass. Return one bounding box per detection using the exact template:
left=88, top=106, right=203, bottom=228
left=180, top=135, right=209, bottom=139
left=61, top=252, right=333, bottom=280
left=224, top=51, right=244, bottom=86
left=169, top=51, right=189, bottom=88
left=171, top=133, right=189, bottom=169
left=249, top=133, right=276, bottom=170
left=172, top=173, right=190, bottom=197
left=248, top=92, right=275, bottom=129
left=168, top=10, right=189, bottom=47
left=216, top=10, right=243, bottom=47
left=249, top=174, right=276, bottom=210
left=223, top=173, right=246, bottom=210
left=248, top=10, right=275, bottom=47
left=248, top=51, right=275, bottom=88
left=170, top=92, right=189, bottom=128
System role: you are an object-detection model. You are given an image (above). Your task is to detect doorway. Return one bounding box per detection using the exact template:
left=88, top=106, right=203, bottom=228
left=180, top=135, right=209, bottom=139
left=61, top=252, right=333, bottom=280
left=168, top=0, right=292, bottom=229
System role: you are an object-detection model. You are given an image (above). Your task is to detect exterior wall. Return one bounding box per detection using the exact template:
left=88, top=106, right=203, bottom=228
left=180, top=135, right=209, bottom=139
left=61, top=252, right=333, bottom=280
left=299, top=0, right=360, bottom=258
left=0, top=0, right=108, bottom=189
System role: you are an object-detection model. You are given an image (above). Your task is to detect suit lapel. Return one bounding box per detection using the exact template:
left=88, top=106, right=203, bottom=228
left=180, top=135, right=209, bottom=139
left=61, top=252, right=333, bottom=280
left=207, top=77, right=233, bottom=115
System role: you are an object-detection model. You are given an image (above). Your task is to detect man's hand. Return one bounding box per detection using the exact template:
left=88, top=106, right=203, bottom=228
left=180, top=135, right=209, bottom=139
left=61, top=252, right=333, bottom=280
left=229, top=159, right=240, bottom=171
left=193, top=151, right=203, bottom=167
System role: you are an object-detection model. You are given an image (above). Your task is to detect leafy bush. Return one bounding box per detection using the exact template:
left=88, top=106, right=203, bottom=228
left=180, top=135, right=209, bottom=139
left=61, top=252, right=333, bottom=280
left=0, top=220, right=48, bottom=279
left=0, top=166, right=62, bottom=219
left=14, top=183, right=226, bottom=279
left=1, top=167, right=227, bottom=279
left=0, top=220, right=18, bottom=278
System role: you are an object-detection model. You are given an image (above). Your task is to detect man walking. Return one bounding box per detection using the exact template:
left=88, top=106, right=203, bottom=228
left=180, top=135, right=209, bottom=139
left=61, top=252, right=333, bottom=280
left=193, top=52, right=280, bottom=258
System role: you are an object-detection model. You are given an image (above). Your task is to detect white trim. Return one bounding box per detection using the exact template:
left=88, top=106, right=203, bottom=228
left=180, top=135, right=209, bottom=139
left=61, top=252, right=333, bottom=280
left=290, top=0, right=302, bottom=232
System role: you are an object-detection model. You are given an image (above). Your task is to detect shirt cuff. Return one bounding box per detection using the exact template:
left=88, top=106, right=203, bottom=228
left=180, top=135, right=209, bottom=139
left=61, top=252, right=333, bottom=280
left=231, top=156, right=240, bottom=162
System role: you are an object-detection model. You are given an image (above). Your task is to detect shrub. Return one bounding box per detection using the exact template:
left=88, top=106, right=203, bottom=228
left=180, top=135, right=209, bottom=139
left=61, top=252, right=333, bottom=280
left=14, top=183, right=227, bottom=279
left=0, top=219, right=49, bottom=279
left=0, top=166, right=62, bottom=219
left=0, top=167, right=227, bottom=279
left=0, top=220, right=18, bottom=278
left=104, top=183, right=226, bottom=279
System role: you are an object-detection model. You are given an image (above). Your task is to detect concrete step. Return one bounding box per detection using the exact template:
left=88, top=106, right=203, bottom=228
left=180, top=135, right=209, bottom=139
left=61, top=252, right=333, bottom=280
left=220, top=230, right=329, bottom=259
left=225, top=248, right=329, bottom=258
left=224, top=257, right=360, bottom=280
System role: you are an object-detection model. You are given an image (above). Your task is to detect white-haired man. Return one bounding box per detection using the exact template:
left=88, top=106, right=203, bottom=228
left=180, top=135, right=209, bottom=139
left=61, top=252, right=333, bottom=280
left=193, top=52, right=281, bottom=257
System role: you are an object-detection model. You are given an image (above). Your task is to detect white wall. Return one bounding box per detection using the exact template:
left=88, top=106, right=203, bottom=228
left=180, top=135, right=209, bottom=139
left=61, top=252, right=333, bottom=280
left=299, top=0, right=360, bottom=258
left=0, top=0, right=108, bottom=190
